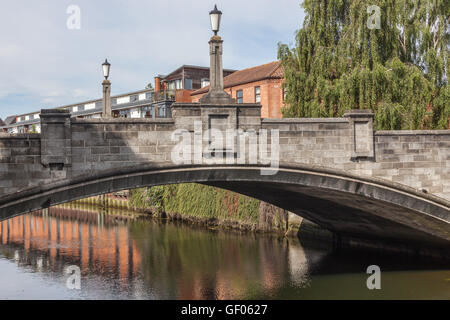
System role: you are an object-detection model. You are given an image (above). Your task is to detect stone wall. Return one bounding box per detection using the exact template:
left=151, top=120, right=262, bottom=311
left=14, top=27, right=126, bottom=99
left=262, top=118, right=450, bottom=200
left=0, top=133, right=46, bottom=195
left=70, top=118, right=176, bottom=178
left=0, top=105, right=449, bottom=202
left=373, top=131, right=449, bottom=199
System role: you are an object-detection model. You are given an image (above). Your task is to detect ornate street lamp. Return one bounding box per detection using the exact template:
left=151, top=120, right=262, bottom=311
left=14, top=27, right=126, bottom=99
left=102, top=59, right=111, bottom=80
left=102, top=59, right=112, bottom=117
left=209, top=4, right=222, bottom=35
left=200, top=5, right=234, bottom=104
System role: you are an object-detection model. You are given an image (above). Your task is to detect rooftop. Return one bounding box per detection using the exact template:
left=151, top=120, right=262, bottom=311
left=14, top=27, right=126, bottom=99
left=1, top=88, right=154, bottom=121
left=3, top=115, right=17, bottom=126
left=162, top=65, right=237, bottom=82
left=191, top=61, right=283, bottom=95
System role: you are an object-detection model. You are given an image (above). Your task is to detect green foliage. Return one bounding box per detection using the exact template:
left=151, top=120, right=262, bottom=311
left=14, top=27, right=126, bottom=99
left=131, top=184, right=261, bottom=224
left=237, top=195, right=260, bottom=223
left=279, top=0, right=449, bottom=130
left=433, top=85, right=450, bottom=129
left=129, top=188, right=147, bottom=208
left=374, top=102, right=404, bottom=130
left=129, top=187, right=165, bottom=213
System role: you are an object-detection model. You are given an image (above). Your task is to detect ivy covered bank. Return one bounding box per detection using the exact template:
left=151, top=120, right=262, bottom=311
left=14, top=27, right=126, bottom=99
left=128, top=184, right=322, bottom=238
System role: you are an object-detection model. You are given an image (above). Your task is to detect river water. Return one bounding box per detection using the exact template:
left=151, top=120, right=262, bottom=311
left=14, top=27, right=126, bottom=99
left=0, top=206, right=449, bottom=300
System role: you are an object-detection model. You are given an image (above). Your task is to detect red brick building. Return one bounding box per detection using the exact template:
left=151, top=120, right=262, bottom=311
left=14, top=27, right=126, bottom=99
left=191, top=61, right=285, bottom=118
left=155, top=65, right=236, bottom=103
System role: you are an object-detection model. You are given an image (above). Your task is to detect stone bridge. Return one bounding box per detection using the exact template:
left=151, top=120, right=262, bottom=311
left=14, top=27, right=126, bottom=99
left=0, top=103, right=449, bottom=256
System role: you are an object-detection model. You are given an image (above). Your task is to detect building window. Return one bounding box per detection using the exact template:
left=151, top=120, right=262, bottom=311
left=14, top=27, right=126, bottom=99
left=111, top=98, right=118, bottom=105
left=158, top=106, right=166, bottom=118
left=119, top=110, right=129, bottom=118
left=185, top=78, right=192, bottom=90
left=143, top=106, right=154, bottom=118
left=95, top=101, right=102, bottom=109
left=255, top=86, right=261, bottom=103
left=201, top=78, right=210, bottom=88
left=130, top=94, right=139, bottom=102
left=175, top=79, right=183, bottom=90
left=145, top=92, right=153, bottom=100
left=236, top=90, right=243, bottom=104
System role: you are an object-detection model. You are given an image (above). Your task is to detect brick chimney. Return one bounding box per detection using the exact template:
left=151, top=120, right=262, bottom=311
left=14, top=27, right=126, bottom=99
left=154, top=76, right=161, bottom=93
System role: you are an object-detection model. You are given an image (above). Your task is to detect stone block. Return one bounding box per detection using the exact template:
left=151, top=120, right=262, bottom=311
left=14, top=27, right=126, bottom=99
left=40, top=109, right=71, bottom=168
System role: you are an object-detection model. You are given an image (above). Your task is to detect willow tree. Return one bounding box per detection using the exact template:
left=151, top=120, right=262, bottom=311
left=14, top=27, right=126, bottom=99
left=279, top=0, right=449, bottom=130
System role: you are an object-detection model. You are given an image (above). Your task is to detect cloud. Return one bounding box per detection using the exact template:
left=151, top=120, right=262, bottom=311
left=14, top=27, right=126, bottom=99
left=0, top=0, right=305, bottom=119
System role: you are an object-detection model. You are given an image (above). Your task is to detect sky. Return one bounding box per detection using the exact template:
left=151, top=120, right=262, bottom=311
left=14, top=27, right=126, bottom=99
left=0, top=0, right=305, bottom=120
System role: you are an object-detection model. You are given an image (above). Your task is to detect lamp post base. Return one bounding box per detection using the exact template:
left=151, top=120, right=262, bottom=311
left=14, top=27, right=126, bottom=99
left=199, top=89, right=235, bottom=104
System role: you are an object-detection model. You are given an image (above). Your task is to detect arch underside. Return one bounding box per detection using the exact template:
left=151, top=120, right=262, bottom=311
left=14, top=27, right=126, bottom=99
left=0, top=165, right=449, bottom=253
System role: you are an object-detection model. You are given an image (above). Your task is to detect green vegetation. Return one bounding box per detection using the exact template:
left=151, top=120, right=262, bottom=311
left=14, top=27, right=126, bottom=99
left=129, top=184, right=261, bottom=226
left=279, top=0, right=449, bottom=130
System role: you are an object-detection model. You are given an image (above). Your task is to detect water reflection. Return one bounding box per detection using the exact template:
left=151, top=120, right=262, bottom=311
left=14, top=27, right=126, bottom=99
left=0, top=205, right=449, bottom=300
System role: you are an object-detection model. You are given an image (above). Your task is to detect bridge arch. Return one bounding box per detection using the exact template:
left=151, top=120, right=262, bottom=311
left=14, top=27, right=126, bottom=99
left=0, top=163, right=449, bottom=256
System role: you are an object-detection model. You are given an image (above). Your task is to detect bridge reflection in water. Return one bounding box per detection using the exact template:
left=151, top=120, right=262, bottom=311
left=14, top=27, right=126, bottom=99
left=0, top=207, right=143, bottom=289
left=1, top=205, right=449, bottom=300
left=0, top=205, right=317, bottom=299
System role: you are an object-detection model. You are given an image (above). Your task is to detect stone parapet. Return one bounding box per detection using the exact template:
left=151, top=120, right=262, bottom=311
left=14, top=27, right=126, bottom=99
left=344, top=109, right=375, bottom=160
left=40, top=109, right=72, bottom=169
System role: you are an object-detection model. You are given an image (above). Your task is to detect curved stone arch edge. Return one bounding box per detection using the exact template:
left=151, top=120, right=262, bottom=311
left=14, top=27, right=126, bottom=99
left=1, top=162, right=449, bottom=206
left=1, top=165, right=449, bottom=231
